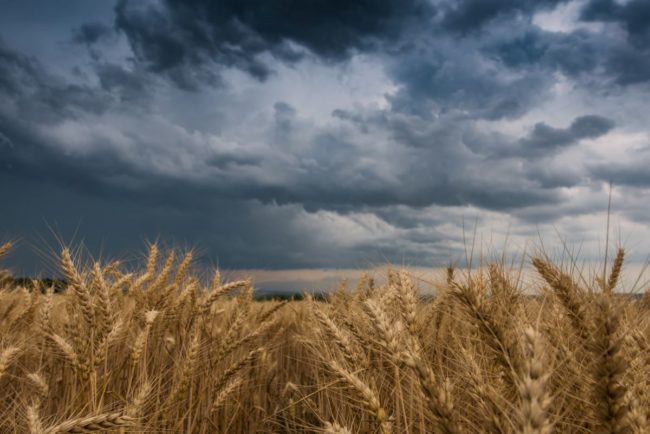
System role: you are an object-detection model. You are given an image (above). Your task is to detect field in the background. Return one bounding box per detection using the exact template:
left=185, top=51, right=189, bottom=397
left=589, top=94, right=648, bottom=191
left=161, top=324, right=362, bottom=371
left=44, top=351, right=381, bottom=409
left=0, top=241, right=649, bottom=433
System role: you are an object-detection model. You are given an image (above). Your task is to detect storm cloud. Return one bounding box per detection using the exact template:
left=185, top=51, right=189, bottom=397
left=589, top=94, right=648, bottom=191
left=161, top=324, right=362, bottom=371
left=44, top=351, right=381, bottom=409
left=113, top=0, right=433, bottom=88
left=1, top=0, right=650, bottom=276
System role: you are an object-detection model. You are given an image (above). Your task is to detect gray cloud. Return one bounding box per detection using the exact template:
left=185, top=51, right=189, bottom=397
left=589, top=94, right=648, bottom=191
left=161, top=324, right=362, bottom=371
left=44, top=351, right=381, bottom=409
left=460, top=114, right=614, bottom=161
left=1, top=0, right=650, bottom=272
left=0, top=39, right=564, bottom=229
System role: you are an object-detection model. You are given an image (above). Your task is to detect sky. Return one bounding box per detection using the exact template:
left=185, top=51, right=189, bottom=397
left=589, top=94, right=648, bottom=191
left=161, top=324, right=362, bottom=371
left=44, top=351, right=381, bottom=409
left=1, top=0, right=650, bottom=285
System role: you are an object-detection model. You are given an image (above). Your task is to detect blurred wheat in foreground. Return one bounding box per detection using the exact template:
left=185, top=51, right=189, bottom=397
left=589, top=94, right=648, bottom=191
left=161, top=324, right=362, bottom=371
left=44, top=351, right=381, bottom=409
left=0, top=241, right=649, bottom=433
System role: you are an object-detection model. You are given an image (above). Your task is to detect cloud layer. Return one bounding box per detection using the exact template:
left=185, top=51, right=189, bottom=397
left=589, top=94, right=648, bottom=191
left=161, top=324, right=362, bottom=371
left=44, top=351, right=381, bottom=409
left=1, top=0, right=650, bottom=274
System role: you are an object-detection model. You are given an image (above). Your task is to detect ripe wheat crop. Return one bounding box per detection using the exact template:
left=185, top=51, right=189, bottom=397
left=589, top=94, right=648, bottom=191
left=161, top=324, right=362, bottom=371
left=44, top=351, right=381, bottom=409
left=0, top=241, right=649, bottom=433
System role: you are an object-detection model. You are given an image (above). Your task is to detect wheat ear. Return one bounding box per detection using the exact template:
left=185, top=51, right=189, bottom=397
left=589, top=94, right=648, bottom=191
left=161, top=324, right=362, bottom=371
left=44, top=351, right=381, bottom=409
left=0, top=241, right=13, bottom=257
left=213, top=348, right=264, bottom=394
left=45, top=413, right=134, bottom=433
left=607, top=248, right=625, bottom=293
left=131, top=310, right=159, bottom=365
left=450, top=281, right=521, bottom=382
left=329, top=359, right=392, bottom=434
left=592, top=295, right=635, bottom=434
left=0, top=346, right=20, bottom=380
left=127, top=380, right=152, bottom=418
left=532, top=258, right=591, bottom=341
left=91, top=262, right=111, bottom=338
left=323, top=421, right=353, bottom=434
left=167, top=325, right=201, bottom=404
left=61, top=249, right=94, bottom=327
left=517, top=327, right=553, bottom=434
left=362, top=298, right=403, bottom=359
left=312, top=303, right=364, bottom=368
left=27, top=372, right=49, bottom=400
left=199, top=279, right=250, bottom=316
left=27, top=404, right=44, bottom=434
left=402, top=350, right=464, bottom=434
left=211, top=377, right=243, bottom=411
left=174, top=251, right=193, bottom=286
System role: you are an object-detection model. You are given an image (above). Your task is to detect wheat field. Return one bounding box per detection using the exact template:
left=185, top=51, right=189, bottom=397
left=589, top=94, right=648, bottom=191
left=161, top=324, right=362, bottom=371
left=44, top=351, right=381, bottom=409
left=0, top=240, right=649, bottom=433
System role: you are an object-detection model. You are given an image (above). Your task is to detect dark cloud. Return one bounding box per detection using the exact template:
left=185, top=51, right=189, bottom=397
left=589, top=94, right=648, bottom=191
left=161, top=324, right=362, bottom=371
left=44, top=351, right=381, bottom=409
left=0, top=38, right=111, bottom=122
left=518, top=115, right=614, bottom=155
left=489, top=26, right=650, bottom=87
left=461, top=115, right=614, bottom=160
left=332, top=109, right=370, bottom=133
left=386, top=44, right=549, bottom=120
left=205, top=153, right=262, bottom=170
left=72, top=22, right=113, bottom=45
left=0, top=39, right=45, bottom=98
left=94, top=62, right=152, bottom=104
left=569, top=115, right=615, bottom=138
left=454, top=113, right=617, bottom=197
left=589, top=147, right=650, bottom=187
left=1, top=157, right=469, bottom=274
left=0, top=59, right=563, bottom=229
left=101, top=0, right=650, bottom=100
left=549, top=32, right=650, bottom=86
left=114, top=0, right=433, bottom=89
left=0, top=131, right=12, bottom=148
left=581, top=0, right=650, bottom=45
left=440, top=0, right=566, bottom=34
left=592, top=164, right=650, bottom=188
left=273, top=101, right=296, bottom=133
left=525, top=165, right=583, bottom=189
left=488, top=31, right=548, bottom=68
left=0, top=170, right=299, bottom=273
left=286, top=112, right=565, bottom=212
